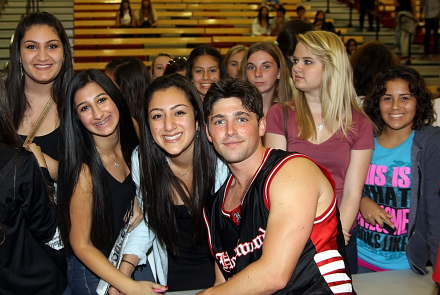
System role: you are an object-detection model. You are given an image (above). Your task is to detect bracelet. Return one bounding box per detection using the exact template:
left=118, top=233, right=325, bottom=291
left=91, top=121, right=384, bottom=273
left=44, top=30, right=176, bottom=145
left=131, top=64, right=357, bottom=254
left=121, top=259, right=136, bottom=269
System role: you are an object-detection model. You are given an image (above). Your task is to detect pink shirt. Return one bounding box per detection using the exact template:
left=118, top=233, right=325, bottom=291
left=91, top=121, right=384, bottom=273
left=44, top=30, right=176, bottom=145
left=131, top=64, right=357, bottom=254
left=266, top=102, right=374, bottom=205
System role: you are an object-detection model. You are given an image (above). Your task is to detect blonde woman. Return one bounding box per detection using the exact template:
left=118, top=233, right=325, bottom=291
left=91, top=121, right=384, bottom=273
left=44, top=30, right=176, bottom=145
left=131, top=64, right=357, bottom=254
left=223, top=45, right=247, bottom=78
left=239, top=42, right=292, bottom=116
left=265, top=31, right=374, bottom=273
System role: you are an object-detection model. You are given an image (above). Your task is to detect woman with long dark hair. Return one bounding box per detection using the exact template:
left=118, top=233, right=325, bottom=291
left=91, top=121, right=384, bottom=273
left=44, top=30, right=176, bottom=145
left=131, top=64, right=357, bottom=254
left=0, top=76, right=66, bottom=294
left=57, top=69, right=164, bottom=294
left=116, top=0, right=135, bottom=27
left=252, top=6, right=271, bottom=36
left=5, top=10, right=73, bottom=285
left=136, top=0, right=157, bottom=27
left=119, top=74, right=229, bottom=292
left=359, top=65, right=440, bottom=274
left=114, top=56, right=151, bottom=121
left=186, top=45, right=228, bottom=100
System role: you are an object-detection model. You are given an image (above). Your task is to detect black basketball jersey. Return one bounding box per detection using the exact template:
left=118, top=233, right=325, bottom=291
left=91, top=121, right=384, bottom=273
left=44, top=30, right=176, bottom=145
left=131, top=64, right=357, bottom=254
left=203, top=149, right=353, bottom=294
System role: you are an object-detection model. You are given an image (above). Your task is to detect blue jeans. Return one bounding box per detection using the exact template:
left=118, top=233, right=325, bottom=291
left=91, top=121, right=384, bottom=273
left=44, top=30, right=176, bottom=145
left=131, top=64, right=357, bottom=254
left=67, top=255, right=100, bottom=295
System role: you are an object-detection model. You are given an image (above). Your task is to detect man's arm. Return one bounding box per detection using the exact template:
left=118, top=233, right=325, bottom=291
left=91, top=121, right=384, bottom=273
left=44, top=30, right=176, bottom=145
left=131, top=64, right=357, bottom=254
left=199, top=157, right=333, bottom=295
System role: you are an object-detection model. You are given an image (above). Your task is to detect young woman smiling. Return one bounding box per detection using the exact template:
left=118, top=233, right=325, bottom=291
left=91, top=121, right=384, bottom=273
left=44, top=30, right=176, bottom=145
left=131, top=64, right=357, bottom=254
left=265, top=31, right=374, bottom=273
left=57, top=70, right=163, bottom=294
left=239, top=42, right=292, bottom=116
left=358, top=65, right=440, bottom=274
left=186, top=45, right=228, bottom=100
left=119, top=74, right=229, bottom=292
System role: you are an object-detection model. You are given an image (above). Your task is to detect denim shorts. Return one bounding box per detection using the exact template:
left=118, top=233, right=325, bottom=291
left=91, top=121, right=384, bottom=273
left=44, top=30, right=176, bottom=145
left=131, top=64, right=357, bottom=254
left=66, top=255, right=100, bottom=295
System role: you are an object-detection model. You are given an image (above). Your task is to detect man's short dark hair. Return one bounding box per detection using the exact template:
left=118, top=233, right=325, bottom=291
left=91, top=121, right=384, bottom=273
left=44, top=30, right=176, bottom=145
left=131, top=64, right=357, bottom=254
left=277, top=6, right=286, bottom=14
left=296, top=5, right=305, bottom=13
left=203, top=78, right=264, bottom=123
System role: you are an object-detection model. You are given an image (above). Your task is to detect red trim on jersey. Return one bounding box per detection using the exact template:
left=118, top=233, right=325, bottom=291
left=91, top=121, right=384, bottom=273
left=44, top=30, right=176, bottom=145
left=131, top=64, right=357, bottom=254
left=203, top=208, right=214, bottom=257
left=221, top=148, right=272, bottom=218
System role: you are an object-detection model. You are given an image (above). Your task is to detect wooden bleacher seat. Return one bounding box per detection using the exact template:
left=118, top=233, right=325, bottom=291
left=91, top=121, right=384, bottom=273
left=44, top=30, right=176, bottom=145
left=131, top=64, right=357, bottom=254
left=74, top=19, right=199, bottom=27
left=74, top=11, right=193, bottom=19
left=341, top=36, right=364, bottom=43
left=212, top=36, right=276, bottom=43
left=73, top=61, right=152, bottom=70
left=205, top=27, right=252, bottom=34
left=192, top=11, right=315, bottom=18
left=198, top=19, right=254, bottom=25
left=74, top=37, right=211, bottom=46
left=187, top=4, right=259, bottom=10
left=74, top=48, right=194, bottom=58
left=74, top=27, right=205, bottom=36
left=182, top=0, right=300, bottom=3
left=74, top=0, right=182, bottom=3
left=74, top=4, right=187, bottom=10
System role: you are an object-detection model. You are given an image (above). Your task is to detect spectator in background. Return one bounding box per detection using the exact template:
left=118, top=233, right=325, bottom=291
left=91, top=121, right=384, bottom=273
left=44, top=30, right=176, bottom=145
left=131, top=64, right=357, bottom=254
left=224, top=45, right=247, bottom=78
left=394, top=0, right=416, bottom=60
left=419, top=0, right=440, bottom=60
left=186, top=45, right=228, bottom=100
left=296, top=6, right=311, bottom=23
left=270, top=6, right=290, bottom=36
left=276, top=20, right=315, bottom=76
left=313, top=10, right=336, bottom=33
left=346, top=38, right=358, bottom=57
left=358, top=0, right=375, bottom=31
left=116, top=0, right=135, bottom=27
left=136, top=0, right=157, bottom=28
left=252, top=6, right=271, bottom=36
left=350, top=41, right=400, bottom=98
left=105, top=58, right=124, bottom=83
left=114, top=57, right=151, bottom=121
left=151, top=53, right=174, bottom=80
left=164, top=57, right=188, bottom=76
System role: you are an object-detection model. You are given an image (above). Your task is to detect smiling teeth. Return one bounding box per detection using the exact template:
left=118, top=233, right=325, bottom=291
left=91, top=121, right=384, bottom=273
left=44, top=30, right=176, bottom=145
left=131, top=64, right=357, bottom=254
left=165, top=133, right=182, bottom=140
left=201, top=84, right=211, bottom=87
left=390, top=114, right=404, bottom=118
left=35, top=65, right=50, bottom=69
left=95, top=116, right=110, bottom=126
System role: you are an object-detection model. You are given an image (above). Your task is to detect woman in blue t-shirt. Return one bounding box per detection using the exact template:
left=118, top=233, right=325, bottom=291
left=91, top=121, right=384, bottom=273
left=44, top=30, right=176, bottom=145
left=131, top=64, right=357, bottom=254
left=359, top=65, right=440, bottom=274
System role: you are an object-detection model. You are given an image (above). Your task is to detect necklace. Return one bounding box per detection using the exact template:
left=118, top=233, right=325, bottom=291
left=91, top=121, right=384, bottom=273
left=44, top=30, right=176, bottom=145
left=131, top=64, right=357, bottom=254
left=97, top=148, right=120, bottom=169
left=170, top=162, right=192, bottom=176
left=316, top=124, right=324, bottom=131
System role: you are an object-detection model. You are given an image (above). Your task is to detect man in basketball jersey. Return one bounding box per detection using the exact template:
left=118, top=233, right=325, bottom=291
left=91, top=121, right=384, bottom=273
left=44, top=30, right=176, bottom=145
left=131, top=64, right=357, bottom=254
left=200, top=79, right=353, bottom=295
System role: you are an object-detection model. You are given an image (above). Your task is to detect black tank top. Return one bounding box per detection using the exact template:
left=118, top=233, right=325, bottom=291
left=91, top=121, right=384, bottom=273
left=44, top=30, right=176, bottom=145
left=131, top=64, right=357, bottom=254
left=167, top=205, right=215, bottom=291
left=19, top=128, right=60, bottom=161
left=102, top=170, right=136, bottom=257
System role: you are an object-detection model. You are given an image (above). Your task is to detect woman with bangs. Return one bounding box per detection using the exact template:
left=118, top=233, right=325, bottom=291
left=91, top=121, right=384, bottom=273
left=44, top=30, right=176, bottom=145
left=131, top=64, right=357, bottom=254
left=358, top=65, right=440, bottom=274
left=265, top=31, right=374, bottom=273
left=239, top=42, right=292, bottom=116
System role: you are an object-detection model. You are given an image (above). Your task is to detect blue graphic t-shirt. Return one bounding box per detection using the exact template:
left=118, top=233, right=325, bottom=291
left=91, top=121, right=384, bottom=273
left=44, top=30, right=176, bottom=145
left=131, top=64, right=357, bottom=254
left=357, top=131, right=414, bottom=270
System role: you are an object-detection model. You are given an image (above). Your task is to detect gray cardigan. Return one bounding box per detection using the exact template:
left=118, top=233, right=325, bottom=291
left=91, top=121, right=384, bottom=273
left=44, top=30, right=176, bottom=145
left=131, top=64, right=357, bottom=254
left=406, top=125, right=440, bottom=275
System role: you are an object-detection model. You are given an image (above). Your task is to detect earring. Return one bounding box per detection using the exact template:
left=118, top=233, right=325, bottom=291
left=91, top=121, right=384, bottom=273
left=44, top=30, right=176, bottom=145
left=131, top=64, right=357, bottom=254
left=195, top=130, right=199, bottom=139
left=20, top=63, right=23, bottom=79
left=152, top=139, right=155, bottom=144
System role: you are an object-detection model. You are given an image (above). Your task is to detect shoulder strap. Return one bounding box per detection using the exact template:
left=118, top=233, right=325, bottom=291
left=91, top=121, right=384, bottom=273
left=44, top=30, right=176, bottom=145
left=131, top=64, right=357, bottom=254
left=24, top=97, right=54, bottom=145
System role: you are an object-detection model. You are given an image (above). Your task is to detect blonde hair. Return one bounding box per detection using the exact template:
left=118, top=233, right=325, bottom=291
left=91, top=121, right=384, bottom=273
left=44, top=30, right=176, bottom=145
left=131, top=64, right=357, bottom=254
left=293, top=31, right=363, bottom=140
left=239, top=42, right=292, bottom=103
left=224, top=45, right=247, bottom=68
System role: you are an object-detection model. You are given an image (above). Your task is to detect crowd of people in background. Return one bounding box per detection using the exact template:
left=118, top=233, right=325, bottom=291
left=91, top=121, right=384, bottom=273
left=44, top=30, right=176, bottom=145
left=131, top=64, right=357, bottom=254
left=1, top=8, right=440, bottom=295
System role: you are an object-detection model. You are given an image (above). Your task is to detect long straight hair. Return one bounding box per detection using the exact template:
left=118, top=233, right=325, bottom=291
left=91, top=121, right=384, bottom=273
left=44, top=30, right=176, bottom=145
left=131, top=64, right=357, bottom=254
left=5, top=12, right=73, bottom=130
left=57, top=69, right=139, bottom=253
left=138, top=74, right=217, bottom=254
left=293, top=31, right=363, bottom=140
left=140, top=0, right=154, bottom=23
left=114, top=56, right=151, bottom=121
left=257, top=6, right=270, bottom=28
left=119, top=0, right=132, bottom=18
left=239, top=42, right=292, bottom=104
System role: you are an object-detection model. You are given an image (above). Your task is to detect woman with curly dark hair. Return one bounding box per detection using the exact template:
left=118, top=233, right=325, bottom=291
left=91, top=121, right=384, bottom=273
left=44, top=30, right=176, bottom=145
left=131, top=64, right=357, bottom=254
left=358, top=65, right=440, bottom=275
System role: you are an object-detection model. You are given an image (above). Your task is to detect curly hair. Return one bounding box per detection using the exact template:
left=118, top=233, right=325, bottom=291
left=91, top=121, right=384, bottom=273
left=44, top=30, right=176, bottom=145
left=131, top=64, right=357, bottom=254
left=363, top=65, right=435, bottom=136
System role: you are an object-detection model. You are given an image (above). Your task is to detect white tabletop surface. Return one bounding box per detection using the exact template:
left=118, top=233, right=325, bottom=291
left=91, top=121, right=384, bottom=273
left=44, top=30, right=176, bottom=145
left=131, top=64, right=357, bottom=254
left=167, top=267, right=438, bottom=295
